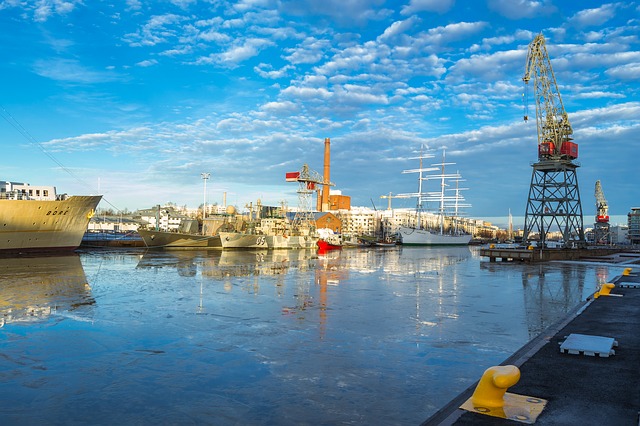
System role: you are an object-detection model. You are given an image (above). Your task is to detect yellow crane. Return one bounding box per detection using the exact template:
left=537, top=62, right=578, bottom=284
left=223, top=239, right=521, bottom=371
left=523, top=34, right=577, bottom=161
left=521, top=34, right=585, bottom=247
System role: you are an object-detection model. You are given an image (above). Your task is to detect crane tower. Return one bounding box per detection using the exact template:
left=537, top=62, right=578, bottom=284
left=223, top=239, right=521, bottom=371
left=285, top=164, right=330, bottom=233
left=522, top=34, right=585, bottom=248
left=594, top=180, right=610, bottom=244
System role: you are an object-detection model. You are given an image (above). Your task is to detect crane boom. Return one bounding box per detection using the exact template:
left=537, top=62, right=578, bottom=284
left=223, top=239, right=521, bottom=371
left=523, top=34, right=577, bottom=161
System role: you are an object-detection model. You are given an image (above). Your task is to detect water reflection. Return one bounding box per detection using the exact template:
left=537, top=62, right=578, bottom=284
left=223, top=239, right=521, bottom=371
left=136, top=249, right=317, bottom=279
left=0, top=254, right=93, bottom=326
left=0, top=247, right=614, bottom=425
left=481, top=260, right=607, bottom=338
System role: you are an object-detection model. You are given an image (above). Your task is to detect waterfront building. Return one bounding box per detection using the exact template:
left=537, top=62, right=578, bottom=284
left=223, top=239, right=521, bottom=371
left=0, top=180, right=57, bottom=200
left=610, top=224, right=629, bottom=245
left=628, top=208, right=640, bottom=244
left=137, top=205, right=191, bottom=231
left=315, top=212, right=342, bottom=234
left=87, top=216, right=140, bottom=233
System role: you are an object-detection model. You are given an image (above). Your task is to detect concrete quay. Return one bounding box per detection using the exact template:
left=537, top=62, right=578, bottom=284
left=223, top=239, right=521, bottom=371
left=423, top=259, right=640, bottom=425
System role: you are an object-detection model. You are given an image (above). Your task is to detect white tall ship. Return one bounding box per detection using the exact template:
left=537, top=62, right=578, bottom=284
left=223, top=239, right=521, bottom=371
left=397, top=149, right=472, bottom=246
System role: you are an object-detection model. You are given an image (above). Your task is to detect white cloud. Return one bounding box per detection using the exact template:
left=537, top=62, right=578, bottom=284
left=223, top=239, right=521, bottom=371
left=401, top=0, right=455, bottom=15
left=568, top=3, right=619, bottom=28
left=136, top=59, right=158, bottom=67
left=606, top=62, right=640, bottom=80
left=217, top=38, right=275, bottom=65
left=260, top=101, right=298, bottom=114
left=573, top=91, right=625, bottom=99
left=123, top=14, right=187, bottom=47
left=281, top=86, right=332, bottom=100
left=254, top=63, right=294, bottom=78
left=377, top=16, right=420, bottom=43
left=446, top=49, right=525, bottom=83
left=488, top=0, right=557, bottom=19
left=284, top=37, right=332, bottom=65
left=32, top=58, right=121, bottom=84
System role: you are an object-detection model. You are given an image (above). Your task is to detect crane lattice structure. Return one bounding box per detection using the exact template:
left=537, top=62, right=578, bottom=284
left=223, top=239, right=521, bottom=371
left=594, top=180, right=610, bottom=244
left=522, top=34, right=585, bottom=248
left=287, top=164, right=328, bottom=233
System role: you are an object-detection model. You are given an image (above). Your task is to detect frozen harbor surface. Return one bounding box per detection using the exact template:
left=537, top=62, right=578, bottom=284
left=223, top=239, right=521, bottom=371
left=0, top=247, right=613, bottom=425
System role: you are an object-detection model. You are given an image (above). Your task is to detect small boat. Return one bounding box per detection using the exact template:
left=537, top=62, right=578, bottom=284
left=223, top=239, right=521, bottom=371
left=316, top=228, right=342, bottom=250
left=317, top=239, right=342, bottom=250
left=373, top=238, right=397, bottom=247
left=343, top=237, right=372, bottom=248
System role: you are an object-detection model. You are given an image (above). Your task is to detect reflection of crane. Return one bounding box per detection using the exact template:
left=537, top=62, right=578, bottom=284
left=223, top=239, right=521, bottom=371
left=594, top=180, right=610, bottom=245
left=522, top=34, right=585, bottom=248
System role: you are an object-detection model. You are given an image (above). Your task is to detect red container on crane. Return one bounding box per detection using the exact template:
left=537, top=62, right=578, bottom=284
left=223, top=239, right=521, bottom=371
left=538, top=141, right=555, bottom=157
left=560, top=141, right=578, bottom=159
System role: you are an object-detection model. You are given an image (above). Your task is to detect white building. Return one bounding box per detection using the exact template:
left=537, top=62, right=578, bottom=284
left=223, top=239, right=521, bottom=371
left=0, top=181, right=58, bottom=201
left=137, top=206, right=191, bottom=231
left=610, top=224, right=629, bottom=244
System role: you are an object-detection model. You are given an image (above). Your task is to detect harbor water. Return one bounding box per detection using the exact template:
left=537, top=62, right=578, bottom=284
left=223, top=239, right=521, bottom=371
left=0, top=247, right=613, bottom=425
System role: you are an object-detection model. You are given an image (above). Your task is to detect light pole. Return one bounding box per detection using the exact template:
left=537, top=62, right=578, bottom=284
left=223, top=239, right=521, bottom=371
left=201, top=172, right=210, bottom=219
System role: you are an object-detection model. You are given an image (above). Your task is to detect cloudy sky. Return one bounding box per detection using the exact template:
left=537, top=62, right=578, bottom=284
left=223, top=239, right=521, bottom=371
left=1, top=0, right=638, bottom=225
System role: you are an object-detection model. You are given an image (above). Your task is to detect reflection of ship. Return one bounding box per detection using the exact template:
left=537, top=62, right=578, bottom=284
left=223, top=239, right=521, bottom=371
left=396, top=149, right=472, bottom=246
left=135, top=248, right=315, bottom=279
left=0, top=254, right=93, bottom=326
left=0, top=181, right=102, bottom=253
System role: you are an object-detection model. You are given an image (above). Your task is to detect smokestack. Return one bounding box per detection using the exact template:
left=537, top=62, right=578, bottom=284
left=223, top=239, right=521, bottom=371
left=321, top=138, right=330, bottom=212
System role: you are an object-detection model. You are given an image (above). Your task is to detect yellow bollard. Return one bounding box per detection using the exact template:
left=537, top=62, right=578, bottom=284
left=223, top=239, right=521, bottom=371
left=471, top=365, right=521, bottom=409
left=594, top=283, right=615, bottom=299
left=623, top=267, right=633, bottom=276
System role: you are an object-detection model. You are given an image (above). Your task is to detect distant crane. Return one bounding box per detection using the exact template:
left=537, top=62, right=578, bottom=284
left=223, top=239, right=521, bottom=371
left=521, top=34, right=585, bottom=248
left=594, top=180, right=610, bottom=244
left=285, top=164, right=332, bottom=232
left=380, top=192, right=411, bottom=210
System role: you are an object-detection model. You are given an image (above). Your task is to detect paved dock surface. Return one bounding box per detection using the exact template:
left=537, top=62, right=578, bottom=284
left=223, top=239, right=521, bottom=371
left=423, top=267, right=640, bottom=426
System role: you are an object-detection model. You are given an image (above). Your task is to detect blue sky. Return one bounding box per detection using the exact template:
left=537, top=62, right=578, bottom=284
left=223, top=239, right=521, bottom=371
left=1, top=0, right=638, bottom=225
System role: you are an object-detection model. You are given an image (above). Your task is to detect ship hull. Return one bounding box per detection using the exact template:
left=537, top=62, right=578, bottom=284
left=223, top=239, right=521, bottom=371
left=0, top=195, right=102, bottom=253
left=399, top=227, right=472, bottom=246
left=138, top=229, right=221, bottom=249
left=317, top=239, right=342, bottom=250
left=266, top=234, right=318, bottom=249
left=219, top=232, right=269, bottom=249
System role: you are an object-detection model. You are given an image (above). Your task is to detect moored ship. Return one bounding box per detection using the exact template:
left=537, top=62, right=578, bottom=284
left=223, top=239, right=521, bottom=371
left=396, top=149, right=472, bottom=246
left=138, top=228, right=222, bottom=249
left=0, top=180, right=102, bottom=253
left=138, top=218, right=222, bottom=249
